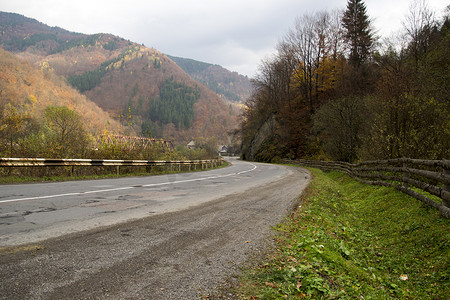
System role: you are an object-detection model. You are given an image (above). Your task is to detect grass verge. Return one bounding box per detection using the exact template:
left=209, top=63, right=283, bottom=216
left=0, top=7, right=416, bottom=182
left=236, top=168, right=449, bottom=299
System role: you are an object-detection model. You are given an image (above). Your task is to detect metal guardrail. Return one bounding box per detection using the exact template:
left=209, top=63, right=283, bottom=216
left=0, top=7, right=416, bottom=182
left=0, top=157, right=223, bottom=174
left=283, top=158, right=450, bottom=219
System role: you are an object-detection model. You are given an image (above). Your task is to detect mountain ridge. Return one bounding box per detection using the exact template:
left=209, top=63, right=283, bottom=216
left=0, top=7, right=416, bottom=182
left=0, top=11, right=244, bottom=144
left=167, top=55, right=252, bottom=103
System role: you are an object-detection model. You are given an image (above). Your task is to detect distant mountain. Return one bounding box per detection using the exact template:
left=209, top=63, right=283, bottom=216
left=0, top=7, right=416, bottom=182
left=0, top=11, right=240, bottom=144
left=0, top=11, right=85, bottom=54
left=167, top=55, right=252, bottom=103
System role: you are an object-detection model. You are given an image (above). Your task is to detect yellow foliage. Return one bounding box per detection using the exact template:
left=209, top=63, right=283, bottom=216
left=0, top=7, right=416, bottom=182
left=290, top=56, right=343, bottom=95
left=39, top=61, right=53, bottom=72
left=28, top=94, right=37, bottom=104
left=315, top=55, right=342, bottom=92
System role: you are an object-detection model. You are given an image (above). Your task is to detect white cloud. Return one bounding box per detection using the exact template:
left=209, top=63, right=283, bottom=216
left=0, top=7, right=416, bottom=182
left=1, top=0, right=448, bottom=77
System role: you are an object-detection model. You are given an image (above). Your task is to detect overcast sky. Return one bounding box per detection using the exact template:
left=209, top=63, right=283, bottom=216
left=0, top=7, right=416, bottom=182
left=1, top=0, right=447, bottom=77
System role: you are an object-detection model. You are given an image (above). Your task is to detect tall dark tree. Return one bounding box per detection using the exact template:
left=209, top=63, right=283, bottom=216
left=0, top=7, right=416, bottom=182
left=342, top=0, right=374, bottom=67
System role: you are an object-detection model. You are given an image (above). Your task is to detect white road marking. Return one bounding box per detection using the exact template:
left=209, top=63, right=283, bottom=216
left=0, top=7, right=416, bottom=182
left=0, top=164, right=257, bottom=204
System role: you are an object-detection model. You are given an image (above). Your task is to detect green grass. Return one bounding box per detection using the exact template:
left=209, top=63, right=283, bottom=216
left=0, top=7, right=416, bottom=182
left=236, top=168, right=449, bottom=299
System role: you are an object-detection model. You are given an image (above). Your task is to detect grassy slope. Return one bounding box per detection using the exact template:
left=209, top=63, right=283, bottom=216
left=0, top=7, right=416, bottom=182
left=237, top=168, right=449, bottom=299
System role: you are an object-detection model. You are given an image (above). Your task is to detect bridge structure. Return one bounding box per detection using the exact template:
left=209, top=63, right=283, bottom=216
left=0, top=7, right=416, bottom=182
left=97, top=135, right=174, bottom=152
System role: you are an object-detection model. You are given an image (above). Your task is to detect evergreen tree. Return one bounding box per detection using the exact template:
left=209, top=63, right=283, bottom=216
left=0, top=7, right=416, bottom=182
left=342, top=0, right=374, bottom=67
left=146, top=78, right=200, bottom=129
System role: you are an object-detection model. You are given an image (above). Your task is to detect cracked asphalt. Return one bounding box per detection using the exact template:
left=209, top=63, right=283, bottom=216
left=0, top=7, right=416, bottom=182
left=0, top=162, right=310, bottom=299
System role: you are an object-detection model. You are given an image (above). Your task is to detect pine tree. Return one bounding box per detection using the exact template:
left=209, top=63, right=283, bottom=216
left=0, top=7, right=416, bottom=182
left=342, top=0, right=374, bottom=67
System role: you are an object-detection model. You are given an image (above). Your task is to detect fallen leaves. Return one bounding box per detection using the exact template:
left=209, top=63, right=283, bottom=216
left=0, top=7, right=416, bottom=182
left=399, top=274, right=408, bottom=281
left=264, top=282, right=278, bottom=288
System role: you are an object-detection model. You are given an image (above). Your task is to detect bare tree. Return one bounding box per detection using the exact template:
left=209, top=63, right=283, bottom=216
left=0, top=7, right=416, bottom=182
left=402, top=0, right=437, bottom=69
left=281, top=12, right=340, bottom=113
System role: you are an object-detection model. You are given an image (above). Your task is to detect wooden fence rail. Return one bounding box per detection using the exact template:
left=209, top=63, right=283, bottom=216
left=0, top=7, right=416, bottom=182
left=0, top=157, right=223, bottom=175
left=282, top=158, right=450, bottom=219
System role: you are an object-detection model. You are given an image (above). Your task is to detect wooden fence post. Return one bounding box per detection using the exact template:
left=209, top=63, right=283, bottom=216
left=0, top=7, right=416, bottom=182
left=402, top=158, right=409, bottom=188
left=441, top=161, right=450, bottom=218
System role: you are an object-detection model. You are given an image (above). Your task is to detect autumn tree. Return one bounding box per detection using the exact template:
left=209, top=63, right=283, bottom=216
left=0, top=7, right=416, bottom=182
left=241, top=1, right=448, bottom=163
left=278, top=11, right=347, bottom=156
left=43, top=105, right=90, bottom=158
left=241, top=10, right=347, bottom=161
left=284, top=12, right=331, bottom=113
left=0, top=103, right=34, bottom=157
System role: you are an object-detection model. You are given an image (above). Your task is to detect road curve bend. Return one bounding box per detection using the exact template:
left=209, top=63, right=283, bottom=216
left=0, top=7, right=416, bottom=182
left=0, top=159, right=310, bottom=299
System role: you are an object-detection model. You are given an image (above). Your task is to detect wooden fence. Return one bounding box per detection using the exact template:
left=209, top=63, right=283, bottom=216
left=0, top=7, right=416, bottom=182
left=0, top=157, right=223, bottom=175
left=282, top=158, right=450, bottom=219
left=96, top=135, right=174, bottom=151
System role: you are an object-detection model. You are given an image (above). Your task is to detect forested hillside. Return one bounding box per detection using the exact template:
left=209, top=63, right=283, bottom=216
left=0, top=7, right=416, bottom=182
left=145, top=77, right=200, bottom=131
left=0, top=12, right=240, bottom=145
left=241, top=0, right=449, bottom=162
left=167, top=55, right=252, bottom=103
left=0, top=48, right=122, bottom=158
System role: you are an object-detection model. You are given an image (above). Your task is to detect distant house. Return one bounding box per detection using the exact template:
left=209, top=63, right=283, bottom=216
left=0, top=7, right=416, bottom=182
left=218, top=145, right=228, bottom=156
left=187, top=140, right=196, bottom=149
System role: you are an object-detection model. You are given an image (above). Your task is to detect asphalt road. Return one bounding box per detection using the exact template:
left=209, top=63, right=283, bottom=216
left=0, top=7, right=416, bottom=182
left=0, top=158, right=310, bottom=299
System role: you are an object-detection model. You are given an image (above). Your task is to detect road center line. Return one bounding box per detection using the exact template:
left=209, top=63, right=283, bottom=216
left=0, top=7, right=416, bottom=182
left=0, top=164, right=257, bottom=204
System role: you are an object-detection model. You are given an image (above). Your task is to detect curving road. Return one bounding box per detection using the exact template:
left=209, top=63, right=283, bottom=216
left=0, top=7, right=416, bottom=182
left=0, top=158, right=310, bottom=299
